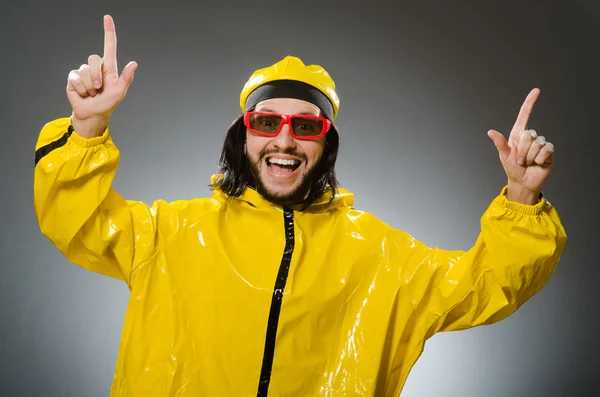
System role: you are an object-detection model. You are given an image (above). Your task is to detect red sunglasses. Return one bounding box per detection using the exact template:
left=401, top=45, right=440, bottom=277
left=243, top=111, right=332, bottom=140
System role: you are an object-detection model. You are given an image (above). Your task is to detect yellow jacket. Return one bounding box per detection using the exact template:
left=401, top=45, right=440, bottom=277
left=34, top=117, right=567, bottom=397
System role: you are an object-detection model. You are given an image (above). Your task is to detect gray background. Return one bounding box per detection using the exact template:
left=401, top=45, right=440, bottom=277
left=1, top=0, right=598, bottom=396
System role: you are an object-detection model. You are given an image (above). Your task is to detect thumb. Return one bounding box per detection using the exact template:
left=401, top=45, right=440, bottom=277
left=487, top=129, right=510, bottom=163
left=119, top=61, right=138, bottom=89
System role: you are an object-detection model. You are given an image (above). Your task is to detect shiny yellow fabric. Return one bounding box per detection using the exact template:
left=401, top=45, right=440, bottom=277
left=34, top=117, right=567, bottom=397
left=240, top=56, right=340, bottom=119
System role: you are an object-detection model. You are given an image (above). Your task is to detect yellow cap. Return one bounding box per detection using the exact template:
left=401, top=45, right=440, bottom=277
left=240, top=56, right=340, bottom=119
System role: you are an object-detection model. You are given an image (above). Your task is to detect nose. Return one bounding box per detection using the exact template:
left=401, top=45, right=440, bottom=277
left=272, top=122, right=297, bottom=150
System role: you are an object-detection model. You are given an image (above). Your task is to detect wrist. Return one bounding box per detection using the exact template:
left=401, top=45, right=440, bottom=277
left=506, top=182, right=540, bottom=205
left=71, top=114, right=108, bottom=139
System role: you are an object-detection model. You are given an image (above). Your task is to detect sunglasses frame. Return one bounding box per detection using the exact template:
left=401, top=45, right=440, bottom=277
left=243, top=111, right=332, bottom=140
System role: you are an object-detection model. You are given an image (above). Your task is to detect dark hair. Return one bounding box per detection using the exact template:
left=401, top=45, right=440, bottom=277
left=210, top=114, right=340, bottom=210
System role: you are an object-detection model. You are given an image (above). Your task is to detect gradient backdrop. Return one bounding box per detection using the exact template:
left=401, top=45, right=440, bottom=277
left=1, top=0, right=598, bottom=396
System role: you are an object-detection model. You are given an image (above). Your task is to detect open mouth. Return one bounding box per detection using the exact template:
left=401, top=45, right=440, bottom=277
left=266, top=157, right=302, bottom=172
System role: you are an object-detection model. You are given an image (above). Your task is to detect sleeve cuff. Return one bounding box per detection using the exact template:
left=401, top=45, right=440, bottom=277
left=68, top=116, right=111, bottom=148
left=496, top=185, right=546, bottom=216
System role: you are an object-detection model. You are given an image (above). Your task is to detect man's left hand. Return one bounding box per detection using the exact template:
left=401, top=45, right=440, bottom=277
left=487, top=88, right=555, bottom=204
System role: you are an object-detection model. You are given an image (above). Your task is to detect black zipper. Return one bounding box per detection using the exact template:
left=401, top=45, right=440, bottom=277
left=256, top=207, right=295, bottom=396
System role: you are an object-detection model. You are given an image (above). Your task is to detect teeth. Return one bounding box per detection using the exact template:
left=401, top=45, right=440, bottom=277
left=268, top=158, right=300, bottom=166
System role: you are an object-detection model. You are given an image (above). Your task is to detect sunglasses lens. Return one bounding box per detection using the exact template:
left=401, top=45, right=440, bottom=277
left=291, top=117, right=324, bottom=137
left=248, top=113, right=281, bottom=135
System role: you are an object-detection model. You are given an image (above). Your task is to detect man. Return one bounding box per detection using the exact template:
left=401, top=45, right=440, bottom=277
left=34, top=15, right=567, bottom=397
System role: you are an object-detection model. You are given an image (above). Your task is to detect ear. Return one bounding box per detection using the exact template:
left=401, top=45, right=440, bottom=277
left=244, top=142, right=247, bottom=154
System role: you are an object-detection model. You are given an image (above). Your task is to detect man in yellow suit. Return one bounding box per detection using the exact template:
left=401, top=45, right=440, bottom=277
left=33, top=15, right=566, bottom=397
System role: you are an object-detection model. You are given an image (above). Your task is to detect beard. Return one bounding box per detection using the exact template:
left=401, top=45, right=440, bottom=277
left=246, top=149, right=322, bottom=208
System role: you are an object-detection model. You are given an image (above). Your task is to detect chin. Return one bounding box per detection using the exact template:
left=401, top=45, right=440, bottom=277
left=256, top=175, right=311, bottom=207
left=262, top=180, right=302, bottom=199
left=249, top=157, right=316, bottom=207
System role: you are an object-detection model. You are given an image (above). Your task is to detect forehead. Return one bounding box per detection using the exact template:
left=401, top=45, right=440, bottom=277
left=254, top=98, right=321, bottom=115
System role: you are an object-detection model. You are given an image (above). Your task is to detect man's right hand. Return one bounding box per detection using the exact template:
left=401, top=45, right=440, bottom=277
left=67, top=15, right=137, bottom=138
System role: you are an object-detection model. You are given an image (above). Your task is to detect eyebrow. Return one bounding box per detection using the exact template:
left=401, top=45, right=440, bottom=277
left=258, top=108, right=319, bottom=116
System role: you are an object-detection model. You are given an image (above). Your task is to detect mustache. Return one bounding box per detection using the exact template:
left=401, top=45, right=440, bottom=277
left=259, top=148, right=308, bottom=163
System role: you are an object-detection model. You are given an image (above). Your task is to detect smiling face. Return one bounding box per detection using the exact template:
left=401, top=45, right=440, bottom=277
left=245, top=97, right=327, bottom=206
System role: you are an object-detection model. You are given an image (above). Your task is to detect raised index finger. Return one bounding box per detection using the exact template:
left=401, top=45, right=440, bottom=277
left=103, top=15, right=118, bottom=76
left=511, top=88, right=540, bottom=136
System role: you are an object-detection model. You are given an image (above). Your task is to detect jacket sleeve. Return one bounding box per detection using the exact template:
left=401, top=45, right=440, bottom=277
left=33, top=117, right=161, bottom=288
left=392, top=186, right=567, bottom=336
